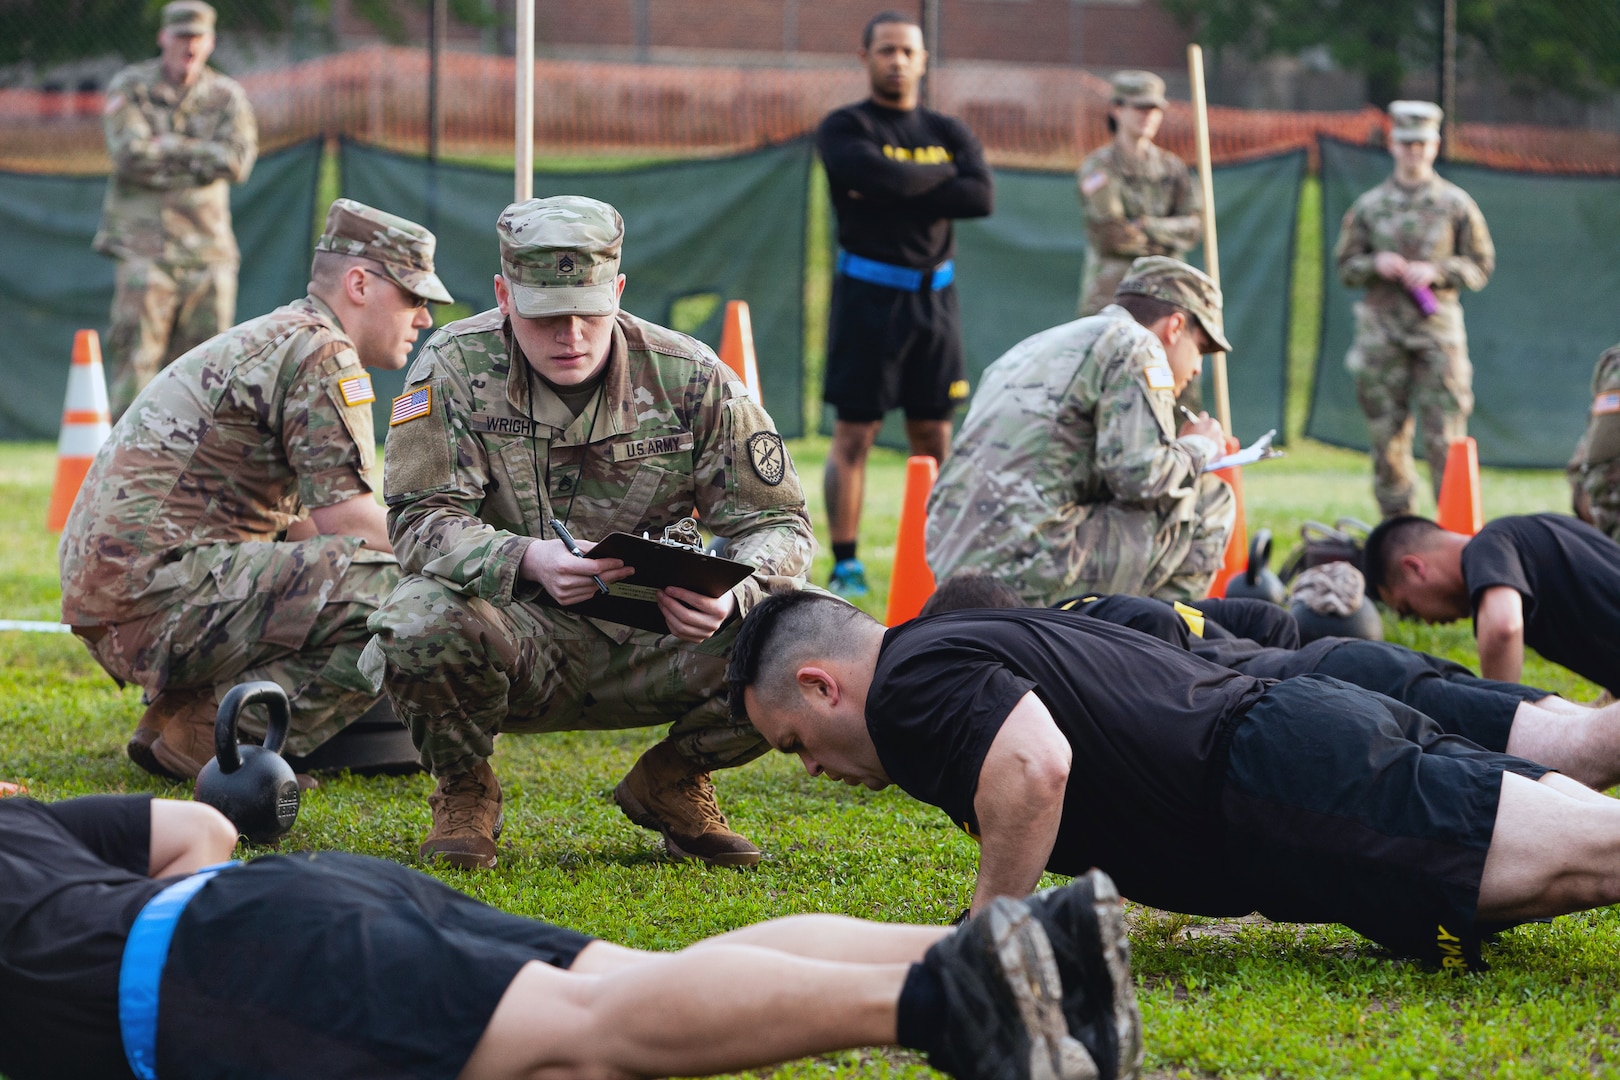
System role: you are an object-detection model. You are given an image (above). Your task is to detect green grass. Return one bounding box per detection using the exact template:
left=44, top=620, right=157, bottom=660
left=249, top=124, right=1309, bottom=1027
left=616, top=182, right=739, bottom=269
left=4, top=435, right=1614, bottom=1079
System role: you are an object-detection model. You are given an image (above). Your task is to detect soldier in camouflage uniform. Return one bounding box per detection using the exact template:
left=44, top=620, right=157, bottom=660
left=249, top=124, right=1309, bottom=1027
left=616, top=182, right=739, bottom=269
left=365, top=195, right=814, bottom=871
left=925, top=256, right=1235, bottom=606
left=94, top=1, right=258, bottom=419
left=1335, top=100, right=1494, bottom=519
left=60, top=199, right=450, bottom=781
left=1567, top=342, right=1620, bottom=540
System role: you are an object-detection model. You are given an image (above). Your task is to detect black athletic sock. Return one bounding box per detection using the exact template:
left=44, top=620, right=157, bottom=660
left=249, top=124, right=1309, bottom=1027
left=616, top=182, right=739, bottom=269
left=832, top=541, right=858, bottom=563
left=895, top=962, right=946, bottom=1059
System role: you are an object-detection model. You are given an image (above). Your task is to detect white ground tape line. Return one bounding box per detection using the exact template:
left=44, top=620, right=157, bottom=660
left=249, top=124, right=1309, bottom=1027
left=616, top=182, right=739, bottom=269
left=0, top=620, right=74, bottom=633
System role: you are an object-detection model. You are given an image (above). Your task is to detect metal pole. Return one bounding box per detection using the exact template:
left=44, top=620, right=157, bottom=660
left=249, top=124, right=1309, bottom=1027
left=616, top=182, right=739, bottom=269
left=514, top=0, right=533, bottom=202
left=919, top=0, right=940, bottom=108
left=427, top=0, right=446, bottom=162
left=1187, top=43, right=1231, bottom=436
left=1439, top=0, right=1457, bottom=160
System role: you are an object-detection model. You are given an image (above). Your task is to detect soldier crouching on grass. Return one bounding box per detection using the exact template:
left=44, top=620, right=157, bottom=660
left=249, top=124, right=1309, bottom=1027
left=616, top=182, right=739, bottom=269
left=60, top=199, right=449, bottom=780
left=364, top=195, right=814, bottom=870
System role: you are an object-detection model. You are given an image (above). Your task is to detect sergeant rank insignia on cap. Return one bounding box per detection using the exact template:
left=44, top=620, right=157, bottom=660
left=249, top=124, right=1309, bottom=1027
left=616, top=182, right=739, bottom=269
left=339, top=374, right=376, bottom=407
left=390, top=387, right=432, bottom=426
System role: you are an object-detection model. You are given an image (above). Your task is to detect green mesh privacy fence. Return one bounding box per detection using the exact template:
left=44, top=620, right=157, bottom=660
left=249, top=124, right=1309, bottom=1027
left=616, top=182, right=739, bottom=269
left=1307, top=137, right=1620, bottom=468
left=0, top=139, right=322, bottom=439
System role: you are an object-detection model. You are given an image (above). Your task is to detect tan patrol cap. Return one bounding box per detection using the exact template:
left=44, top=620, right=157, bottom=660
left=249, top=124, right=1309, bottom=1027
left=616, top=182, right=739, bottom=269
left=161, top=0, right=216, bottom=35
left=1389, top=100, right=1443, bottom=143
left=1110, top=70, right=1167, bottom=109
left=497, top=195, right=624, bottom=318
left=1116, top=256, right=1232, bottom=353
left=315, top=198, right=453, bottom=305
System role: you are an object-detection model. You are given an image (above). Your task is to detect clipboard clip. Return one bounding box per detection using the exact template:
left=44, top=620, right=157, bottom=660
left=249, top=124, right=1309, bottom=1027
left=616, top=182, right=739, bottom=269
left=644, top=516, right=704, bottom=553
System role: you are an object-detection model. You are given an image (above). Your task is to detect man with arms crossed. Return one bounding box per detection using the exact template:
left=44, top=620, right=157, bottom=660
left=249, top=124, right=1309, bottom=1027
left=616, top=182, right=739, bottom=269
left=816, top=10, right=993, bottom=597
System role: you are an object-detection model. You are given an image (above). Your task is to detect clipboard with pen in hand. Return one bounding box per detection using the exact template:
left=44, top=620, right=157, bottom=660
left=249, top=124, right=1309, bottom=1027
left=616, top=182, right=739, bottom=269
left=541, top=518, right=755, bottom=634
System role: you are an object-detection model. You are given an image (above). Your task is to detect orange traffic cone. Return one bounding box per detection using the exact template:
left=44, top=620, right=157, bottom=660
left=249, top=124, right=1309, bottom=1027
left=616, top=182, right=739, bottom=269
left=717, top=299, right=762, bottom=402
left=1435, top=437, right=1483, bottom=536
left=1209, top=436, right=1249, bottom=598
left=46, top=329, right=112, bottom=531
left=885, top=455, right=939, bottom=626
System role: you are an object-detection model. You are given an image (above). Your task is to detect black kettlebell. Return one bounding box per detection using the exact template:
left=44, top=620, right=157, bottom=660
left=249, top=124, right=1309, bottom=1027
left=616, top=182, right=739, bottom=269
left=194, top=681, right=300, bottom=844
left=1290, top=596, right=1385, bottom=645
left=1223, top=529, right=1288, bottom=605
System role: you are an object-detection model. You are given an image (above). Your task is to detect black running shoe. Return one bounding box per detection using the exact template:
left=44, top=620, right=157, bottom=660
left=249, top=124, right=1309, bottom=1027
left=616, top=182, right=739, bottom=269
left=920, top=895, right=1104, bottom=1080
left=1025, top=870, right=1142, bottom=1080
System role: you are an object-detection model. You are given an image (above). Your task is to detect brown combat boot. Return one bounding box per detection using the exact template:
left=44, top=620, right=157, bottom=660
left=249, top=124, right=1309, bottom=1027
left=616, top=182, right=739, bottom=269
left=128, top=687, right=220, bottom=780
left=614, top=742, right=762, bottom=867
left=419, top=760, right=503, bottom=870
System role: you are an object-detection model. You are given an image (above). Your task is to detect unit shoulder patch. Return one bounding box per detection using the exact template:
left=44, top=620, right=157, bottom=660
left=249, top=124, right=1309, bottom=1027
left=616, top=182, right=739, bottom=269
left=747, top=431, right=786, bottom=486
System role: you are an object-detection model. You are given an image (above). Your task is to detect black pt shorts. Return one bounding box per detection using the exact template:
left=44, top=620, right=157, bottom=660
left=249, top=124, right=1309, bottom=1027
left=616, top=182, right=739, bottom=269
left=1220, top=675, right=1549, bottom=969
left=158, top=852, right=594, bottom=1079
left=824, top=274, right=966, bottom=423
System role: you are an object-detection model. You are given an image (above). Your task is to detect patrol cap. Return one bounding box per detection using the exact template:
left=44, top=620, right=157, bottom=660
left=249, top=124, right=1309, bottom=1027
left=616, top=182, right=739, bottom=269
left=1110, top=70, right=1167, bottom=109
left=1389, top=100, right=1443, bottom=143
left=315, top=198, right=453, bottom=304
left=161, top=0, right=216, bottom=35
left=1116, top=256, right=1232, bottom=354
left=497, top=195, right=624, bottom=318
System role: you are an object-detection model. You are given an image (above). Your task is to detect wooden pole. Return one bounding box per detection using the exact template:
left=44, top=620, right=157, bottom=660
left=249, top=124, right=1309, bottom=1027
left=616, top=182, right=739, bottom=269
left=427, top=0, right=445, bottom=163
left=1187, top=43, right=1231, bottom=436
left=514, top=0, right=534, bottom=203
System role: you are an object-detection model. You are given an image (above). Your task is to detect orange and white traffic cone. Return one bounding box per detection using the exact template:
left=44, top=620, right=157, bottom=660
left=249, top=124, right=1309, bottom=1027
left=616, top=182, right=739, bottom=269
left=885, top=456, right=939, bottom=626
left=718, top=300, right=763, bottom=402
left=46, top=329, right=112, bottom=531
left=1435, top=437, right=1483, bottom=536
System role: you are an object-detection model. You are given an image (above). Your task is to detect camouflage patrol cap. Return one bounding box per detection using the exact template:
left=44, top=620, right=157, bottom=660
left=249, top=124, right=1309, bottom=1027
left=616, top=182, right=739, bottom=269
left=497, top=195, right=624, bottom=318
left=161, top=0, right=216, bottom=35
left=1389, top=100, right=1443, bottom=142
left=315, top=198, right=452, bottom=304
left=1110, top=70, right=1167, bottom=109
left=1116, top=256, right=1232, bottom=353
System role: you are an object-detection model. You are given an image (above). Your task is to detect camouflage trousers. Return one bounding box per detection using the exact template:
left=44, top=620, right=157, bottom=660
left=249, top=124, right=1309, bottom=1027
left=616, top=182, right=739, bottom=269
left=1001, top=472, right=1235, bottom=606
left=107, top=256, right=238, bottom=418
left=1347, top=300, right=1473, bottom=518
left=77, top=537, right=398, bottom=756
left=362, top=574, right=767, bottom=780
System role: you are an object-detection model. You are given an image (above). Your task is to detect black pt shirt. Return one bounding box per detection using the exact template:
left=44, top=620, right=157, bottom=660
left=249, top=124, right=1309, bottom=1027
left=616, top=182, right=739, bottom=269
left=1461, top=514, right=1620, bottom=693
left=0, top=794, right=163, bottom=1080
left=867, top=609, right=1270, bottom=912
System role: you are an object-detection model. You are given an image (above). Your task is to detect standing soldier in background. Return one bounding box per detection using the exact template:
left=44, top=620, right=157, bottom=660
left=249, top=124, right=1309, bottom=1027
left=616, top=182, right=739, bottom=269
left=1335, top=101, right=1493, bottom=519
left=815, top=10, right=993, bottom=597
left=1076, top=71, right=1203, bottom=411
left=1568, top=342, right=1620, bottom=540
left=94, top=0, right=257, bottom=418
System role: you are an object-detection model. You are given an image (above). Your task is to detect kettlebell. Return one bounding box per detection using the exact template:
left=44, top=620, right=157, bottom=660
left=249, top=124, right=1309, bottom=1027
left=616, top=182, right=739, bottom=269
left=1290, top=596, right=1385, bottom=645
left=1223, top=529, right=1288, bottom=605
left=194, top=681, right=301, bottom=844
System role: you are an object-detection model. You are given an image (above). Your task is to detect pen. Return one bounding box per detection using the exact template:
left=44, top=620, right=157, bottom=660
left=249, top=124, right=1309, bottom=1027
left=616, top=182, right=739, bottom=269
left=1178, top=405, right=1201, bottom=425
left=549, top=519, right=611, bottom=595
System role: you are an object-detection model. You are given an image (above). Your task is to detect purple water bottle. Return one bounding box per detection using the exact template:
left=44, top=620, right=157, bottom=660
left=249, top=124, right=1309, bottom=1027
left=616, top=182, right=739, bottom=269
left=1407, top=284, right=1438, bottom=317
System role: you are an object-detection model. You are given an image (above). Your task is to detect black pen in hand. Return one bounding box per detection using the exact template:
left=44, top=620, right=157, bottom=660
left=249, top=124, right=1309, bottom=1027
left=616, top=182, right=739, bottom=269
left=549, top=519, right=611, bottom=596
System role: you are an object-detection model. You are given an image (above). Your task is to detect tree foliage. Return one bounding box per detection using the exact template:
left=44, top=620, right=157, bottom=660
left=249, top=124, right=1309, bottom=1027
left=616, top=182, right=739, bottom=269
left=1162, top=0, right=1620, bottom=107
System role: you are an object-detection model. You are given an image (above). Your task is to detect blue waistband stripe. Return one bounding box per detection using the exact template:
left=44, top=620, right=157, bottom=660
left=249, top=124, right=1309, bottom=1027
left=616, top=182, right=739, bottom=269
left=837, top=251, right=955, bottom=291
left=119, top=861, right=239, bottom=1080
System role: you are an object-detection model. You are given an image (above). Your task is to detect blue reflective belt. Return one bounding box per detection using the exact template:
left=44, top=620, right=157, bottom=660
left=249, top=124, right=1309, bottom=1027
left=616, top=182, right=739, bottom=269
left=119, top=862, right=239, bottom=1080
left=837, top=251, right=955, bottom=291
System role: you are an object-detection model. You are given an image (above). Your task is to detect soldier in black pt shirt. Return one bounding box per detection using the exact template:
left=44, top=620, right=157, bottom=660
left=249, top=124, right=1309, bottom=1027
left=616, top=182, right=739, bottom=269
left=1364, top=513, right=1620, bottom=696
left=0, top=792, right=1142, bottom=1080
left=730, top=591, right=1620, bottom=970
left=816, top=10, right=993, bottom=598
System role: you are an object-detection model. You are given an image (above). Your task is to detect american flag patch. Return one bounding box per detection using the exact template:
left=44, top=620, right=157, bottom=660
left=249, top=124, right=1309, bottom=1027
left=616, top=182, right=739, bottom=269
left=339, top=373, right=375, bottom=407
left=1080, top=170, right=1109, bottom=196
left=390, top=387, right=432, bottom=426
left=1594, top=391, right=1620, bottom=416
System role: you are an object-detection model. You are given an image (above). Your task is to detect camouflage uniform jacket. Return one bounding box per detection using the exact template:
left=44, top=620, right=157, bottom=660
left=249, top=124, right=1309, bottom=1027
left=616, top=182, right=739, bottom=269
left=381, top=309, right=814, bottom=642
left=926, top=306, right=1221, bottom=574
left=1568, top=343, right=1620, bottom=540
left=1077, top=142, right=1202, bottom=310
left=1334, top=174, right=1494, bottom=317
left=60, top=295, right=379, bottom=626
left=93, top=59, right=258, bottom=266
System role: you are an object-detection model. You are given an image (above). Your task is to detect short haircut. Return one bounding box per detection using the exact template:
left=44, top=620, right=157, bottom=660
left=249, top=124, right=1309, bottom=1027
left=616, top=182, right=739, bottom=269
left=726, top=591, right=876, bottom=722
left=309, top=250, right=372, bottom=294
left=862, top=10, right=919, bottom=49
left=917, top=572, right=1027, bottom=617
left=1113, top=292, right=1183, bottom=327
left=1361, top=514, right=1443, bottom=597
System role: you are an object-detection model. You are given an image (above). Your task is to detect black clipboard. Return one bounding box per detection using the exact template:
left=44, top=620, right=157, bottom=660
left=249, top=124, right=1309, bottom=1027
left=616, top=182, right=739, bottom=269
left=542, top=531, right=755, bottom=634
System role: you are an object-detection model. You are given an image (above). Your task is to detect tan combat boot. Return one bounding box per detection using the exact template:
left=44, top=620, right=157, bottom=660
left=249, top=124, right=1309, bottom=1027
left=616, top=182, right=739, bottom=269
left=614, top=741, right=762, bottom=867
left=419, top=760, right=503, bottom=869
left=128, top=687, right=220, bottom=780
